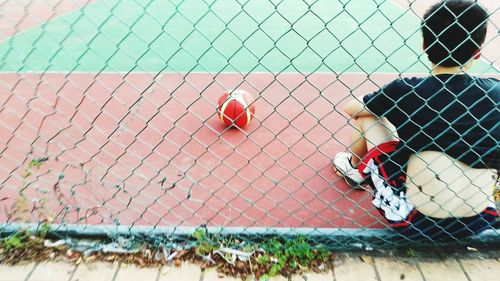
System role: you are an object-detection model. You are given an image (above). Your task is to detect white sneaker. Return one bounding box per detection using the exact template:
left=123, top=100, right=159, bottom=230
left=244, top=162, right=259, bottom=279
left=333, top=152, right=366, bottom=189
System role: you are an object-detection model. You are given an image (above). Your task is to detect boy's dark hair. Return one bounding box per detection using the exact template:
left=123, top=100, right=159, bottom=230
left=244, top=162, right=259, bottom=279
left=422, top=0, right=488, bottom=67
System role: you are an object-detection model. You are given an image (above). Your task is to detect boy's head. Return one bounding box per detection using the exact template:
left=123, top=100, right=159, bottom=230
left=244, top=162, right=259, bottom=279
left=422, top=0, right=488, bottom=67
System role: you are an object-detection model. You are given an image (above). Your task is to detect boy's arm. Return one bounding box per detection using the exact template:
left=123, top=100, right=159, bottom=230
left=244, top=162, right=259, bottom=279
left=345, top=97, right=377, bottom=118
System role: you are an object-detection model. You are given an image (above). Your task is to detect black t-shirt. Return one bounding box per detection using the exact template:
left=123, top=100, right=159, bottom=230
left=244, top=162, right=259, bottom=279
left=363, top=74, right=499, bottom=172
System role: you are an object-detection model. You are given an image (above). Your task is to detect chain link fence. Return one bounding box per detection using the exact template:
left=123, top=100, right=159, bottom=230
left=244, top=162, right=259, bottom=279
left=0, top=0, right=499, bottom=250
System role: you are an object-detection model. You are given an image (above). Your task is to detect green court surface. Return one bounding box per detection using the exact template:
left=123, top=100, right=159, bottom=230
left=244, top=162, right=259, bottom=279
left=0, top=0, right=494, bottom=73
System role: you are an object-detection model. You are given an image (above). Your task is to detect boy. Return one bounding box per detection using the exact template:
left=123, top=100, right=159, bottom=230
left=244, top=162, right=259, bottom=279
left=333, top=0, right=499, bottom=240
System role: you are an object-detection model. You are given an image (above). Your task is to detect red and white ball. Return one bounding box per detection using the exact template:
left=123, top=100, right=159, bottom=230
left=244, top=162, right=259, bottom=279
left=217, top=89, right=256, bottom=128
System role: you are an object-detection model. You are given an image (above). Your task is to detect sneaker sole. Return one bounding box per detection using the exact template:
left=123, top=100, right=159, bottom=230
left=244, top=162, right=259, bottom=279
left=333, top=167, right=369, bottom=190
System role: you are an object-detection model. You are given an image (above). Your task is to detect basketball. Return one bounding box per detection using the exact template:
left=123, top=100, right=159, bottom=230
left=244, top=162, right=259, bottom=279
left=217, top=89, right=256, bottom=128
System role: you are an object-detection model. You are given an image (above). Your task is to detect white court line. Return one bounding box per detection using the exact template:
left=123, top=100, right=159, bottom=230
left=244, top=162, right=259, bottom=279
left=0, top=71, right=411, bottom=74
left=0, top=71, right=498, bottom=76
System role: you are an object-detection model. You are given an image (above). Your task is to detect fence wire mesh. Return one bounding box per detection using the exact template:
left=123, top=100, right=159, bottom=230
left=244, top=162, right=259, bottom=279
left=0, top=0, right=499, bottom=250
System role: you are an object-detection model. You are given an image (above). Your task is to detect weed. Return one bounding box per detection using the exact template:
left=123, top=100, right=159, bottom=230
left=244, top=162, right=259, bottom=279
left=259, top=274, right=270, bottom=281
left=38, top=222, right=51, bottom=239
left=27, top=157, right=49, bottom=170
left=0, top=229, right=332, bottom=280
left=0, top=228, right=56, bottom=264
left=407, top=247, right=416, bottom=258
left=1, top=229, right=43, bottom=253
left=257, top=254, right=270, bottom=265
left=3, top=233, right=26, bottom=251
left=285, top=236, right=316, bottom=268
left=192, top=228, right=206, bottom=241
left=9, top=157, right=51, bottom=223
left=258, top=236, right=330, bottom=277
left=192, top=228, right=218, bottom=256
left=10, top=193, right=29, bottom=222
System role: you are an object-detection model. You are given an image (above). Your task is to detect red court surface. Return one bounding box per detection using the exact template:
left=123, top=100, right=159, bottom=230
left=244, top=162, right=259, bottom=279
left=0, top=72, right=413, bottom=229
left=1, top=71, right=499, bottom=229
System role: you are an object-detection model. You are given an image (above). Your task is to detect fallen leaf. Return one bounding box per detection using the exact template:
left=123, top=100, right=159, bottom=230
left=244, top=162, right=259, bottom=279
left=359, top=256, right=374, bottom=265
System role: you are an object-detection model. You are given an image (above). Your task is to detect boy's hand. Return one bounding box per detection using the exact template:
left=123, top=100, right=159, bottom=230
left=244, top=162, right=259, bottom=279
left=345, top=97, right=375, bottom=119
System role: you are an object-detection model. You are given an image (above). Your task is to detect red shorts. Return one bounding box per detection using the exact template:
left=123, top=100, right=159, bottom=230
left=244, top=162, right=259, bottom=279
left=356, top=141, right=498, bottom=240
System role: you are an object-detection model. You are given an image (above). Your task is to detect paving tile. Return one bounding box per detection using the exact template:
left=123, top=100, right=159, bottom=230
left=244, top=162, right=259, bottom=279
left=374, top=257, right=423, bottom=281
left=333, top=256, right=377, bottom=281
left=418, top=259, right=468, bottom=281
left=158, top=262, right=201, bottom=281
left=459, top=258, right=500, bottom=281
left=0, top=262, right=36, bottom=281
left=269, top=275, right=288, bottom=281
left=290, top=271, right=333, bottom=281
left=27, top=262, right=76, bottom=281
left=114, top=264, right=159, bottom=281
left=70, top=262, right=119, bottom=281
left=291, top=274, right=304, bottom=281
left=202, top=269, right=240, bottom=281
left=203, top=269, right=288, bottom=281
